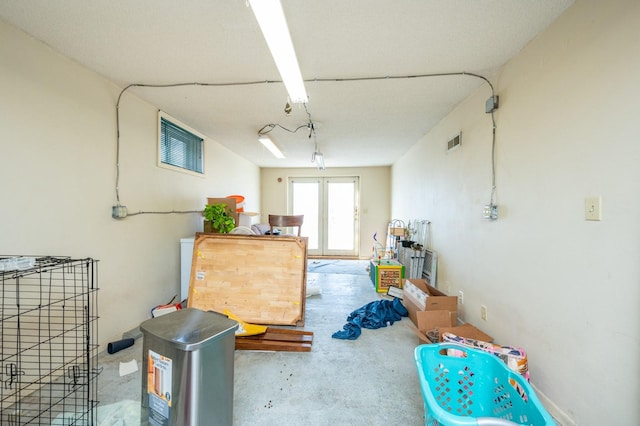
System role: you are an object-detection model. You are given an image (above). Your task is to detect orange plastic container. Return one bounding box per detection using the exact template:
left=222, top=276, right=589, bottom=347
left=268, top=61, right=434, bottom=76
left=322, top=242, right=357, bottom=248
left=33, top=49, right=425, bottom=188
left=226, top=195, right=245, bottom=212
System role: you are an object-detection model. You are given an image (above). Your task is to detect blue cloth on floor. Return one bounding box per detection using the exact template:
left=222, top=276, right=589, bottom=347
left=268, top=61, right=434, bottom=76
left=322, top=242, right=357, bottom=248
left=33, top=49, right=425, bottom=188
left=332, top=298, right=408, bottom=340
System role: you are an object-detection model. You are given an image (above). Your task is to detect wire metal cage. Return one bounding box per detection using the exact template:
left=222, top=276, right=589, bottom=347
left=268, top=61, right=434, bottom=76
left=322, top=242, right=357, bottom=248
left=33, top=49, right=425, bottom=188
left=0, top=256, right=100, bottom=425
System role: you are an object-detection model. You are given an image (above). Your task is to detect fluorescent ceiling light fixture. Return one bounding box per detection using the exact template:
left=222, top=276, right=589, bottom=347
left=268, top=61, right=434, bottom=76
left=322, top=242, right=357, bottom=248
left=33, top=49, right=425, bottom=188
left=312, top=151, right=325, bottom=170
left=259, top=135, right=286, bottom=159
left=249, top=0, right=308, bottom=103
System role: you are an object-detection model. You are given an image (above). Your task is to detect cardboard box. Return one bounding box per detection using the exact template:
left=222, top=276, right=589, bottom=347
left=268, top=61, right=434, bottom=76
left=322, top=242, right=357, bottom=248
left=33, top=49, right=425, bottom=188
left=206, top=197, right=238, bottom=228
left=402, top=278, right=457, bottom=326
left=402, top=279, right=493, bottom=345
left=411, top=315, right=494, bottom=345
left=413, top=310, right=456, bottom=345
left=438, top=323, right=493, bottom=343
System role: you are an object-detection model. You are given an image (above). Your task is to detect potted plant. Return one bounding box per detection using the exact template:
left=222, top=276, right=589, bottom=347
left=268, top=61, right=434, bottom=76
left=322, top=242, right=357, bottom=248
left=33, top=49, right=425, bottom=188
left=203, top=203, right=236, bottom=233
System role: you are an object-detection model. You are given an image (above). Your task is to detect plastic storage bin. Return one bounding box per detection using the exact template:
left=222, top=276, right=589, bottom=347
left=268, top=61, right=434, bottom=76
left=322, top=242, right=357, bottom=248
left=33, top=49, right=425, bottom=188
left=140, top=308, right=238, bottom=426
left=414, top=343, right=556, bottom=426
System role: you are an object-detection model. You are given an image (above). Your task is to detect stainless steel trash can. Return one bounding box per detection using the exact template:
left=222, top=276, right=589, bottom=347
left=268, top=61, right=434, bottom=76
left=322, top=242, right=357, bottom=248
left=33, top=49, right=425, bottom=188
left=140, top=308, right=238, bottom=426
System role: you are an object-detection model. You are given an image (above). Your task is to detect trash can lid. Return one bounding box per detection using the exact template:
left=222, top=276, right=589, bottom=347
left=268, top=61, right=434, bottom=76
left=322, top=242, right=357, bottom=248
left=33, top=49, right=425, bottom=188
left=140, top=308, right=238, bottom=351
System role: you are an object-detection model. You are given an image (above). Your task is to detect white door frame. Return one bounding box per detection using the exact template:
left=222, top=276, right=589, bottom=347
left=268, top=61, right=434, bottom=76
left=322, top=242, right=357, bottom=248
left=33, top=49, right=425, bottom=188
left=289, top=176, right=359, bottom=257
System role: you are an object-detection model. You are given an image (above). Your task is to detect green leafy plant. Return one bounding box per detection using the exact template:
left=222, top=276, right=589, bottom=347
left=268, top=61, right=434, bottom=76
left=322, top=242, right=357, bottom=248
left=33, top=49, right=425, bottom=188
left=203, top=203, right=235, bottom=233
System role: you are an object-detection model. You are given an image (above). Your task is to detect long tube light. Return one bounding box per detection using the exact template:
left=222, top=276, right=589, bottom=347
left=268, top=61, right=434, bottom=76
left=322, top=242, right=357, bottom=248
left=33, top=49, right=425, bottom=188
left=259, top=135, right=286, bottom=159
left=249, top=0, right=308, bottom=103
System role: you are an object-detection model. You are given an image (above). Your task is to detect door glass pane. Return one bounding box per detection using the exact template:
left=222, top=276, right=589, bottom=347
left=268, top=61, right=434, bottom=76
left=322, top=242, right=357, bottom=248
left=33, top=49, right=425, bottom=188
left=327, top=182, right=354, bottom=250
left=292, top=182, right=319, bottom=250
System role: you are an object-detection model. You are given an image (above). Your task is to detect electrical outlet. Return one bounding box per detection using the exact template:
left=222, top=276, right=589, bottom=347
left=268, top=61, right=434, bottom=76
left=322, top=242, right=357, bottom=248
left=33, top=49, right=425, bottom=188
left=458, top=291, right=464, bottom=305
left=480, top=305, right=488, bottom=321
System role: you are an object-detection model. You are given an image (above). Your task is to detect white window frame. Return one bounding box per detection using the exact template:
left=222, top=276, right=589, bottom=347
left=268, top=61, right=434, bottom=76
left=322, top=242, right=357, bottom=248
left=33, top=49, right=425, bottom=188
left=157, top=110, right=206, bottom=177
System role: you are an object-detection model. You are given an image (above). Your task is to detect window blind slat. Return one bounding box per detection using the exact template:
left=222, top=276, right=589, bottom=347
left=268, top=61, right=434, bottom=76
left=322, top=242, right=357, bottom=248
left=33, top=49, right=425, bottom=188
left=160, top=117, right=204, bottom=173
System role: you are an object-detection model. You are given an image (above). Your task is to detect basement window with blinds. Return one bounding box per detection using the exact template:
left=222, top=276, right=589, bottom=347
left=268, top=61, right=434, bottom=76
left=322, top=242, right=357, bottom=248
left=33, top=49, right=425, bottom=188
left=158, top=111, right=205, bottom=175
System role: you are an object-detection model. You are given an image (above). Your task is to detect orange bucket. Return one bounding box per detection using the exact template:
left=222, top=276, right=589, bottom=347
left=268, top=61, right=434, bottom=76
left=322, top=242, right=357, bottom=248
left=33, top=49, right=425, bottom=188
left=226, top=195, right=245, bottom=212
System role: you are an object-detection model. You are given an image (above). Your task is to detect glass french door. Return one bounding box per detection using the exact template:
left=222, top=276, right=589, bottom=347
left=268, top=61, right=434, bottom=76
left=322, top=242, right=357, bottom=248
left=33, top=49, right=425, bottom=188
left=289, top=177, right=359, bottom=257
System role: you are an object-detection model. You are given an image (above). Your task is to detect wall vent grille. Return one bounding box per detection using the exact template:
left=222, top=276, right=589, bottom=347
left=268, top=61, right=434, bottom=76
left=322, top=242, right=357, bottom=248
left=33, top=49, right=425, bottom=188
left=422, top=249, right=437, bottom=287
left=447, top=132, right=462, bottom=151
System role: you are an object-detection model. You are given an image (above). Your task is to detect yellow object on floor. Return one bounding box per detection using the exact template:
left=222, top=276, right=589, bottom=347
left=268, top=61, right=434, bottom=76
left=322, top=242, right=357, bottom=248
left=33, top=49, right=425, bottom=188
left=223, top=310, right=267, bottom=336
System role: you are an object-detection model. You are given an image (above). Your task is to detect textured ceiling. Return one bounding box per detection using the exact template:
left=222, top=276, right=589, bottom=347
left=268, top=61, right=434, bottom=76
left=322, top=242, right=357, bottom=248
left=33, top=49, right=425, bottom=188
left=0, top=0, right=574, bottom=168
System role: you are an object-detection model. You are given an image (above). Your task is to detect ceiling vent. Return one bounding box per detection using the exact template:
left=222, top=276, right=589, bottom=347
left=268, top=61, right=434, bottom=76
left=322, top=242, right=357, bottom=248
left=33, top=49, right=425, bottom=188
left=447, top=132, right=462, bottom=151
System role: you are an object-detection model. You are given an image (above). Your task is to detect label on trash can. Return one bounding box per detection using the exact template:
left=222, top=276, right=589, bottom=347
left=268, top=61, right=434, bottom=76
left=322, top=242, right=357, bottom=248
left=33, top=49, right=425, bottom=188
left=147, top=350, right=172, bottom=426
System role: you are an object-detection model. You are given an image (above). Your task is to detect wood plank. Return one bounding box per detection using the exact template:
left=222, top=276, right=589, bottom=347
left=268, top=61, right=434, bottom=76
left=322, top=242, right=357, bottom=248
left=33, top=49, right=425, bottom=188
left=240, top=329, right=313, bottom=342
left=235, top=328, right=314, bottom=352
left=188, top=233, right=308, bottom=326
left=235, top=339, right=312, bottom=352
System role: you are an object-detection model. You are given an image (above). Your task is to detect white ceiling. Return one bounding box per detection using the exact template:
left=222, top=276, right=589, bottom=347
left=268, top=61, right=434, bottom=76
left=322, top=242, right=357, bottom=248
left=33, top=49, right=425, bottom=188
left=0, top=0, right=574, bottom=168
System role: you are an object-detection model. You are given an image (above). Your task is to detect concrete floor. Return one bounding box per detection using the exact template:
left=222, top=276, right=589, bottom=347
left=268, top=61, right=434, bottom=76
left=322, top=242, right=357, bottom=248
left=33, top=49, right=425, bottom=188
left=97, top=259, right=426, bottom=425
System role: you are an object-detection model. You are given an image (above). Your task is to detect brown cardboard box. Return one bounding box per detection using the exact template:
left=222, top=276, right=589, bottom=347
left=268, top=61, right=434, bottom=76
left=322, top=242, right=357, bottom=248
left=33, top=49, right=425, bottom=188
left=411, top=317, right=494, bottom=345
left=402, top=279, right=494, bottom=345
left=413, top=310, right=456, bottom=344
left=438, top=323, right=493, bottom=343
left=206, top=197, right=238, bottom=228
left=402, top=278, right=457, bottom=327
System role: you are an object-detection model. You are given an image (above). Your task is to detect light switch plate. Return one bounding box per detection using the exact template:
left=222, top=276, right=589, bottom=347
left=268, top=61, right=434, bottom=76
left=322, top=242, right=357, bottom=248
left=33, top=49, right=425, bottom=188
left=585, top=196, right=602, bottom=221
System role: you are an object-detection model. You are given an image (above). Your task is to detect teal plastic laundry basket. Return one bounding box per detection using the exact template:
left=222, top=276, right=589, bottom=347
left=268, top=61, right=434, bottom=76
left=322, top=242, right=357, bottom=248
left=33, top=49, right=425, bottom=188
left=414, top=343, right=556, bottom=426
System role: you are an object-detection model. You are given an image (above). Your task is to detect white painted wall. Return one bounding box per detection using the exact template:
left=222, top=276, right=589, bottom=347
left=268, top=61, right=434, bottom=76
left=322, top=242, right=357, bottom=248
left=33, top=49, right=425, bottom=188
left=391, top=0, right=640, bottom=423
left=260, top=167, right=390, bottom=258
left=3, top=1, right=639, bottom=422
left=0, top=21, right=260, bottom=346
